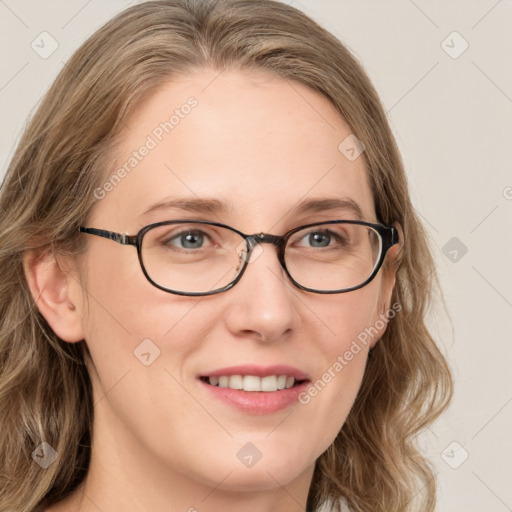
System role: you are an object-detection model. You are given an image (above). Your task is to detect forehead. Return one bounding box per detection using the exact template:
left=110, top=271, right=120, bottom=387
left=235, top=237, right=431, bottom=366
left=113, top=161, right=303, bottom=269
left=92, top=68, right=375, bottom=230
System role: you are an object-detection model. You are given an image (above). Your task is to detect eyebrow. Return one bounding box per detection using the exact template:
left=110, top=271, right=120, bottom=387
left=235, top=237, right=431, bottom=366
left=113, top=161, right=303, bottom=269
left=140, top=196, right=365, bottom=220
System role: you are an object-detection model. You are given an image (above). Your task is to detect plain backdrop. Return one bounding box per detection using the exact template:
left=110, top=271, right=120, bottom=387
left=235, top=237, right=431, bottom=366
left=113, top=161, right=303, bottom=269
left=1, top=1, right=511, bottom=510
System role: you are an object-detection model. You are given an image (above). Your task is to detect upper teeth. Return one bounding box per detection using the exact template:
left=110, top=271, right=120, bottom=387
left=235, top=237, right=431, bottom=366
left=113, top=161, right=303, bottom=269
left=208, top=375, right=296, bottom=392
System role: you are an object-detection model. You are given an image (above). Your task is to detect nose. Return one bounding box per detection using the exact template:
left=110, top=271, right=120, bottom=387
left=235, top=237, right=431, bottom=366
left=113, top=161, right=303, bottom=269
left=222, top=241, right=300, bottom=342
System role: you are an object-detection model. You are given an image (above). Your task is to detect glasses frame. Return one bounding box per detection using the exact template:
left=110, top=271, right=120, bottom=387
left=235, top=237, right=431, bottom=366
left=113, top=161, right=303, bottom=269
left=79, top=219, right=399, bottom=296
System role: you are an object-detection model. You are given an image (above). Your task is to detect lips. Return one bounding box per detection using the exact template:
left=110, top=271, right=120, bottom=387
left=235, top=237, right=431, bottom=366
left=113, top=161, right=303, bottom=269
left=197, top=371, right=312, bottom=415
left=197, top=364, right=311, bottom=413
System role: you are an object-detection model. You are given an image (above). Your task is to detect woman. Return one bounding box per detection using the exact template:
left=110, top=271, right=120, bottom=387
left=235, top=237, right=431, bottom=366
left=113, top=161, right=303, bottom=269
left=0, top=1, right=452, bottom=511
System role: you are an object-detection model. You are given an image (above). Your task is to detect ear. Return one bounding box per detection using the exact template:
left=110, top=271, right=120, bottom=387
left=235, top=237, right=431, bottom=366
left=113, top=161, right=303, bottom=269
left=381, top=221, right=404, bottom=308
left=371, top=221, right=404, bottom=348
left=23, top=245, right=85, bottom=343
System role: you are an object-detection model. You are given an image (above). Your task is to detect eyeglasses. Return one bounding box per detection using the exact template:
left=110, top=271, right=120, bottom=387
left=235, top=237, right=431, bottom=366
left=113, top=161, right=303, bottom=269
left=79, top=219, right=399, bottom=296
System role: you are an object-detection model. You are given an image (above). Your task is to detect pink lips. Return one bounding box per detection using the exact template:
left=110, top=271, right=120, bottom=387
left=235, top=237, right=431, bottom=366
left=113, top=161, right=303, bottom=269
left=197, top=364, right=311, bottom=415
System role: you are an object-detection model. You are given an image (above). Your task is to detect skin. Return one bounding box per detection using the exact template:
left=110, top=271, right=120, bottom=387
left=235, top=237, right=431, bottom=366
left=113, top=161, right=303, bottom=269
left=25, top=68, right=402, bottom=512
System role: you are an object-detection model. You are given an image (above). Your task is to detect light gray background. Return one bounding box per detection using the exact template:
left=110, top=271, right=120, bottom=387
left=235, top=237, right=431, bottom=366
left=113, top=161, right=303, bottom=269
left=1, top=1, right=511, bottom=510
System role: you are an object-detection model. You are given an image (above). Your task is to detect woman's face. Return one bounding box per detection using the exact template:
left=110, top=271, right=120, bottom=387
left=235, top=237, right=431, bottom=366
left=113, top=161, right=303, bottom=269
left=54, top=69, right=398, bottom=503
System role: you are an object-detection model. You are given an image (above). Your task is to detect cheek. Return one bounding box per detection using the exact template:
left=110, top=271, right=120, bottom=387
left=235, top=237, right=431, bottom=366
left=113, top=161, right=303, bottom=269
left=313, top=279, right=381, bottom=352
left=79, top=243, right=212, bottom=392
left=79, top=258, right=219, bottom=476
left=298, top=283, right=381, bottom=442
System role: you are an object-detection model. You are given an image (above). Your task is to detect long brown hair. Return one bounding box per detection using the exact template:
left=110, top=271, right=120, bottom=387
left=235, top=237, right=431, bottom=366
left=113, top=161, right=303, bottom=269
left=0, top=1, right=452, bottom=510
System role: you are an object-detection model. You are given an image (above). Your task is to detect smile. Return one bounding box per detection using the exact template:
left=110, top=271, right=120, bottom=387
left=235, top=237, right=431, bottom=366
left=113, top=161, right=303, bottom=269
left=199, top=374, right=306, bottom=391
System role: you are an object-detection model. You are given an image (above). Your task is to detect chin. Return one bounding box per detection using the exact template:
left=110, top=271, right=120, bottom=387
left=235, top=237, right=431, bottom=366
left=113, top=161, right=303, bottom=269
left=209, top=464, right=306, bottom=492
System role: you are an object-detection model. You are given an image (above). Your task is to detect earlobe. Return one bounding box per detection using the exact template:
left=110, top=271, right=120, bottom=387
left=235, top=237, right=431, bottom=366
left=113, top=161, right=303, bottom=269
left=22, top=246, right=85, bottom=343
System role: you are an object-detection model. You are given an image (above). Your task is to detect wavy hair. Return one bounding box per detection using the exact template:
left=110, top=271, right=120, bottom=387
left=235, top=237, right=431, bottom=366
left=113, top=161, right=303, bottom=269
left=0, top=1, right=452, bottom=510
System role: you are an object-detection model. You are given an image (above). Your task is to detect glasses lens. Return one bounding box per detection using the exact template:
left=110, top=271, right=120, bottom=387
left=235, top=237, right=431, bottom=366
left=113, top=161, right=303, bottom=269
left=285, top=222, right=382, bottom=291
left=141, top=222, right=245, bottom=294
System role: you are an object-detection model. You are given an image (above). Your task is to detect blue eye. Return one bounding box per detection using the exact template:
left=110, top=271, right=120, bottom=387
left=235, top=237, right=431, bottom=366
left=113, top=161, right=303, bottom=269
left=164, top=230, right=210, bottom=250
left=307, top=232, right=331, bottom=247
left=296, top=229, right=347, bottom=249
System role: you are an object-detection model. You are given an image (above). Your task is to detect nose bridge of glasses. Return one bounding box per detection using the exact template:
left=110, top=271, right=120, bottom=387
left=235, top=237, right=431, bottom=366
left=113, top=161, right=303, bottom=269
left=248, top=233, right=283, bottom=248
left=239, top=232, right=284, bottom=265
